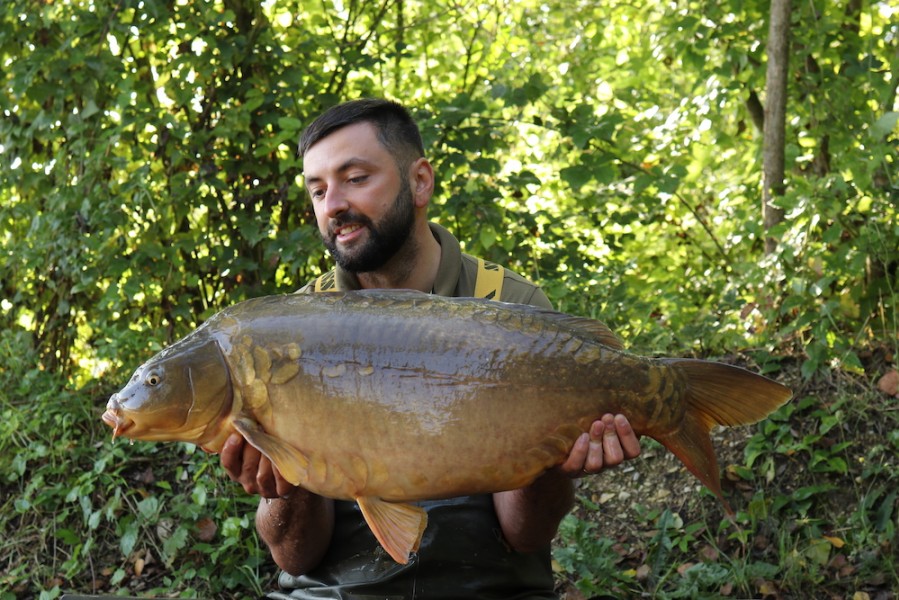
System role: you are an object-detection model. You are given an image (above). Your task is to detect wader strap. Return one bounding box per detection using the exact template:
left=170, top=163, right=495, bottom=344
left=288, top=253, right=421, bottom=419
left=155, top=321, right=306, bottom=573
left=312, top=270, right=339, bottom=292
left=473, top=258, right=505, bottom=300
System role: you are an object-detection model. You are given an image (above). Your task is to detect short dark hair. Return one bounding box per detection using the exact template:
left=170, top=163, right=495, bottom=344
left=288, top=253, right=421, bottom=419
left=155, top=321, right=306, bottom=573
left=299, top=98, right=425, bottom=170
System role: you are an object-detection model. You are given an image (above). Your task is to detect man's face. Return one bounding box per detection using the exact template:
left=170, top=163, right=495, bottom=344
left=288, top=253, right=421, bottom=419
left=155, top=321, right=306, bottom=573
left=303, top=122, right=415, bottom=273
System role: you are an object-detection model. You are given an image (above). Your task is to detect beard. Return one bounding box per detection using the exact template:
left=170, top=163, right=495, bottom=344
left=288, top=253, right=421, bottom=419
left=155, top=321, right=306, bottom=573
left=321, top=178, right=415, bottom=274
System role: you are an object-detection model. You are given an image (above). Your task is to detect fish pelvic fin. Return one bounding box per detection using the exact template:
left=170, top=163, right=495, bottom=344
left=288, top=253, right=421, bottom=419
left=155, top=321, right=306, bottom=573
left=356, top=497, right=428, bottom=565
left=655, top=359, right=793, bottom=513
left=232, top=415, right=309, bottom=486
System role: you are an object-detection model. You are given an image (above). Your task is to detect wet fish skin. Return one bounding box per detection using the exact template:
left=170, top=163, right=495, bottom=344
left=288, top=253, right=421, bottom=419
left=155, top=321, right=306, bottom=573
left=103, top=290, right=793, bottom=564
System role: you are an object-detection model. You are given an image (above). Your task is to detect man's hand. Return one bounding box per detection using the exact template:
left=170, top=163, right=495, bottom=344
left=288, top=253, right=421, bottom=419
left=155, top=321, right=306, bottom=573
left=493, top=413, right=640, bottom=551
left=220, top=433, right=297, bottom=498
left=557, top=414, right=641, bottom=478
left=221, top=433, right=334, bottom=575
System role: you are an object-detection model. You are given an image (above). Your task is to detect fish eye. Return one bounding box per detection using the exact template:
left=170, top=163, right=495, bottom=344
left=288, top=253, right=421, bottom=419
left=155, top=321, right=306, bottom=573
left=146, top=373, right=161, bottom=386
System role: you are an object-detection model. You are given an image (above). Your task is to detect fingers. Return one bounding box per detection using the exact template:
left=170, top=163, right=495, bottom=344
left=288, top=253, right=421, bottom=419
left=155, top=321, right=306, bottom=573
left=274, top=469, right=298, bottom=498
left=220, top=433, right=245, bottom=478
left=576, top=419, right=599, bottom=473
left=593, top=414, right=641, bottom=472
left=254, top=450, right=277, bottom=496
left=558, top=432, right=590, bottom=477
left=615, top=413, right=641, bottom=460
left=561, top=414, right=642, bottom=479
left=219, top=433, right=291, bottom=498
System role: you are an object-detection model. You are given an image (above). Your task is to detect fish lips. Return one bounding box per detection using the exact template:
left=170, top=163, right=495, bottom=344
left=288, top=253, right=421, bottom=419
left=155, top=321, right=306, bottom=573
left=103, top=395, right=135, bottom=438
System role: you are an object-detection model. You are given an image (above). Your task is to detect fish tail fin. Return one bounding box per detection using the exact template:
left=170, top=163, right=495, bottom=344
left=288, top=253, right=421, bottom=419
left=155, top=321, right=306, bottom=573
left=654, top=359, right=792, bottom=513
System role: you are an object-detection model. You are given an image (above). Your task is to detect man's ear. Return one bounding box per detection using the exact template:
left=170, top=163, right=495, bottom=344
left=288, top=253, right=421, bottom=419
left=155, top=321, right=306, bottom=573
left=409, top=157, right=434, bottom=208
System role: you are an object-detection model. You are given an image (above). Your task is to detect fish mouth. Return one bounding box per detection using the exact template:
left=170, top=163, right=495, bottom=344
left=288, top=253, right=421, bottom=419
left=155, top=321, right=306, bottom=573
left=102, top=409, right=135, bottom=439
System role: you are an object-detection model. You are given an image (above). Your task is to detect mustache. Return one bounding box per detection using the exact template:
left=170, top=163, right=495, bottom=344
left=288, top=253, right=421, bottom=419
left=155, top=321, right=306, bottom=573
left=328, top=212, right=373, bottom=236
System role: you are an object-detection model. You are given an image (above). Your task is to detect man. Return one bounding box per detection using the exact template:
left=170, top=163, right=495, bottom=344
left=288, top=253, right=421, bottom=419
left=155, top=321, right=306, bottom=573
left=221, top=98, right=641, bottom=598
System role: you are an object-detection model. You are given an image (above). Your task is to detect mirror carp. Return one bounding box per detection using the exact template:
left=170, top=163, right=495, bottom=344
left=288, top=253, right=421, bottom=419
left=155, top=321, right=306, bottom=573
left=103, top=290, right=792, bottom=564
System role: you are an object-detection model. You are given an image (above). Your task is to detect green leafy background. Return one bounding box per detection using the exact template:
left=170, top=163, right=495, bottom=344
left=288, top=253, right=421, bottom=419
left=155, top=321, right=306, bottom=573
left=1, top=0, right=896, bottom=597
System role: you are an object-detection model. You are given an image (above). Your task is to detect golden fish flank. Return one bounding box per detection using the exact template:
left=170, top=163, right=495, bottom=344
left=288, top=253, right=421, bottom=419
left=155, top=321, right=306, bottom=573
left=102, top=289, right=793, bottom=566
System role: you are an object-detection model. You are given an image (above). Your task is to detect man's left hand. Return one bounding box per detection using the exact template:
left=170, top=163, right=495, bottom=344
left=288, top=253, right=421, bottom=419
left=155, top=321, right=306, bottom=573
left=557, top=413, right=641, bottom=478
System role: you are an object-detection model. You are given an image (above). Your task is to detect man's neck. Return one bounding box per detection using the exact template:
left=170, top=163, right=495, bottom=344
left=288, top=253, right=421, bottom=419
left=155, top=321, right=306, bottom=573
left=356, top=223, right=441, bottom=292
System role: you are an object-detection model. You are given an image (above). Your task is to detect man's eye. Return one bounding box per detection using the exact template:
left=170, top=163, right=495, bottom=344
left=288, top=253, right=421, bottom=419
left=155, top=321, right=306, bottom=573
left=348, top=175, right=367, bottom=184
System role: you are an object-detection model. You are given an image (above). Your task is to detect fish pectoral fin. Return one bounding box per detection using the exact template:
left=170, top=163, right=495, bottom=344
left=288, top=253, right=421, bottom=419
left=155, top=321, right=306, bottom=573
left=232, top=415, right=309, bottom=486
left=356, top=496, right=427, bottom=565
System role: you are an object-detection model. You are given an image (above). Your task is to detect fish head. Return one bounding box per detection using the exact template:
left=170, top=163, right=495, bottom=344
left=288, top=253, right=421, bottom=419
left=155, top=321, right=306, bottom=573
left=103, top=337, right=232, bottom=444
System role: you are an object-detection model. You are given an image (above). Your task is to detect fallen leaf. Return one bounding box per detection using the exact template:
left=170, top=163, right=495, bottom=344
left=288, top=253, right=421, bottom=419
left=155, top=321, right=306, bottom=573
left=806, top=538, right=831, bottom=565
left=635, top=564, right=651, bottom=581
left=853, top=592, right=871, bottom=600
left=156, top=518, right=174, bottom=540
left=196, top=517, right=217, bottom=542
left=829, top=553, right=847, bottom=569
left=700, top=543, right=720, bottom=561
left=823, top=535, right=846, bottom=548
left=838, top=562, right=856, bottom=578
left=134, top=467, right=155, bottom=484
left=757, top=579, right=779, bottom=596
left=719, top=581, right=734, bottom=596
left=134, top=556, right=145, bottom=577
left=877, top=369, right=898, bottom=396
left=561, top=583, right=587, bottom=600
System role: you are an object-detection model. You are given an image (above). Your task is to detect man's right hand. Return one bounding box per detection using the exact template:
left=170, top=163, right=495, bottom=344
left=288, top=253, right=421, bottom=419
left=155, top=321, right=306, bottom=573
left=221, top=433, right=335, bottom=575
left=220, top=433, right=298, bottom=498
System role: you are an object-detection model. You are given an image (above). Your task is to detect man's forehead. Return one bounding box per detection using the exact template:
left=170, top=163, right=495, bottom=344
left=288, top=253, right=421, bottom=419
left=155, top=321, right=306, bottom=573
left=302, top=122, right=387, bottom=173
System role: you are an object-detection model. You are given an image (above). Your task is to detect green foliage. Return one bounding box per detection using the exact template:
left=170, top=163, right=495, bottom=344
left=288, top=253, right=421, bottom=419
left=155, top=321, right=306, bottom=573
left=553, top=498, right=637, bottom=597
left=0, top=352, right=272, bottom=596
left=1, top=0, right=897, bottom=596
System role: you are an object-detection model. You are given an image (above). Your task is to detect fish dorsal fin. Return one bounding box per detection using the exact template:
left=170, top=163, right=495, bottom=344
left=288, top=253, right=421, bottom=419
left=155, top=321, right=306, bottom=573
left=547, top=314, right=624, bottom=350
left=232, top=415, right=309, bottom=486
left=356, top=496, right=428, bottom=564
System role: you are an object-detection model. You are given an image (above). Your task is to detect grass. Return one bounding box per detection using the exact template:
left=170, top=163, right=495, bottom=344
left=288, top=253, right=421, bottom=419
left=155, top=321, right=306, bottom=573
left=0, top=371, right=276, bottom=598
left=2, top=358, right=897, bottom=599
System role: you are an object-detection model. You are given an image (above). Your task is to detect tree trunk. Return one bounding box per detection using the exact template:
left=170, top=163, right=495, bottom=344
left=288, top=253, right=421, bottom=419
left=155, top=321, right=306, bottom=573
left=762, top=0, right=791, bottom=254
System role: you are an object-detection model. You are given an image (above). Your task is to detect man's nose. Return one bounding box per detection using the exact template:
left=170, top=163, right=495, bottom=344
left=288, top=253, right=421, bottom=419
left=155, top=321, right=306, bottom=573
left=322, top=187, right=350, bottom=218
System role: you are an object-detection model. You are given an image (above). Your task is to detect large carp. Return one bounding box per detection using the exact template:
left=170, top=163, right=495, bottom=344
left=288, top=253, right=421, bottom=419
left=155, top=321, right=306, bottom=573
left=103, top=290, right=791, bottom=563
